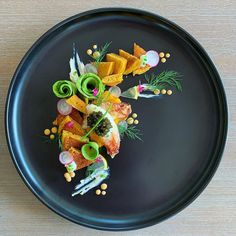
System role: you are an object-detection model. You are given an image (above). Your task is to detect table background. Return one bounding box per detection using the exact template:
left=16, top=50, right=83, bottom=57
left=0, top=1, right=235, bottom=235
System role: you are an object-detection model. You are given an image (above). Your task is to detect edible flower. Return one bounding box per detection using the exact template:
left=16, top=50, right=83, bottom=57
left=93, top=88, right=99, bottom=97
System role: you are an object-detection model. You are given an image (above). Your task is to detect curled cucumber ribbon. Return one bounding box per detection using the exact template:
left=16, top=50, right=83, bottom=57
left=76, top=73, right=104, bottom=99
left=53, top=80, right=77, bottom=98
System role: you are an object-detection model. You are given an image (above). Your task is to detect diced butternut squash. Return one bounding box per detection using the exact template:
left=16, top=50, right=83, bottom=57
left=66, top=95, right=87, bottom=114
left=106, top=53, right=127, bottom=74
left=58, top=115, right=85, bottom=136
left=61, top=130, right=88, bottom=150
left=69, top=109, right=83, bottom=125
left=97, top=62, right=115, bottom=78
left=89, top=131, right=104, bottom=147
left=133, top=65, right=151, bottom=76
left=68, top=147, right=94, bottom=170
left=94, top=91, right=121, bottom=104
left=133, top=43, right=146, bottom=58
left=53, top=109, right=83, bottom=126
left=102, top=74, right=123, bottom=87
left=119, top=49, right=141, bottom=75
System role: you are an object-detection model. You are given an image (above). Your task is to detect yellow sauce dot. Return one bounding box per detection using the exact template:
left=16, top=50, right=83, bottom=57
left=93, top=51, right=100, bottom=59
left=44, top=129, right=50, bottom=135
left=66, top=177, right=71, bottom=182
left=132, top=113, right=138, bottom=119
left=96, top=189, right=101, bottom=195
left=166, top=53, right=170, bottom=58
left=161, top=89, right=167, bottom=95
left=127, top=117, right=134, bottom=125
left=87, top=49, right=92, bottom=55
left=51, top=127, right=57, bottom=134
left=101, top=191, right=106, bottom=196
left=159, top=52, right=165, bottom=58
left=153, top=89, right=160, bottom=95
left=93, top=44, right=97, bottom=49
left=134, top=120, right=139, bottom=125
left=64, top=173, right=70, bottom=179
left=167, top=90, right=173, bottom=95
left=161, top=58, right=166, bottom=63
left=69, top=172, right=75, bottom=178
left=50, top=134, right=55, bottom=140
left=101, top=183, right=107, bottom=190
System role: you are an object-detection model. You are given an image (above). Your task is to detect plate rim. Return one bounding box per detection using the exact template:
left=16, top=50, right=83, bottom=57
left=5, top=7, right=228, bottom=231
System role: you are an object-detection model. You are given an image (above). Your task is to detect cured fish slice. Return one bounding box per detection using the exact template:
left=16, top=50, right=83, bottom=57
left=100, top=102, right=132, bottom=121
left=83, top=104, right=120, bottom=158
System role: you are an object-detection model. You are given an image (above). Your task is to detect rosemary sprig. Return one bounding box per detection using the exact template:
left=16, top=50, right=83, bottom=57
left=120, top=125, right=142, bottom=141
left=145, top=71, right=182, bottom=91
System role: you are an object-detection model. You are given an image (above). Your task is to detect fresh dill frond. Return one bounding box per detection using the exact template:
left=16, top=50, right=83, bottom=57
left=41, top=133, right=63, bottom=150
left=145, top=71, right=182, bottom=91
left=120, top=125, right=142, bottom=141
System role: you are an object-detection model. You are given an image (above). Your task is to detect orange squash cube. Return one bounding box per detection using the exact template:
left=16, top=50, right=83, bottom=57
left=58, top=115, right=85, bottom=136
left=133, top=65, right=151, bottom=76
left=106, top=53, right=127, bottom=74
left=102, top=73, right=123, bottom=87
left=119, top=49, right=141, bottom=75
left=97, top=62, right=115, bottom=78
left=61, top=130, right=88, bottom=150
left=66, top=95, right=87, bottom=114
left=133, top=43, right=147, bottom=58
left=68, top=147, right=94, bottom=170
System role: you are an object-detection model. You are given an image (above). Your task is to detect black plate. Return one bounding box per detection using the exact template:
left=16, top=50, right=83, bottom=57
left=5, top=8, right=227, bottom=231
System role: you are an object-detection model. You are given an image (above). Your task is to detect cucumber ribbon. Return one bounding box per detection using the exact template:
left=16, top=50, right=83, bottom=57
left=76, top=73, right=104, bottom=99
left=52, top=80, right=77, bottom=98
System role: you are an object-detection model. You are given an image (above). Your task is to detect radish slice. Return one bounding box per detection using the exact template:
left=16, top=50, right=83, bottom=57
left=57, top=99, right=72, bottom=115
left=59, top=151, right=73, bottom=165
left=84, top=63, right=98, bottom=74
left=109, top=86, right=121, bottom=97
left=146, top=50, right=159, bottom=67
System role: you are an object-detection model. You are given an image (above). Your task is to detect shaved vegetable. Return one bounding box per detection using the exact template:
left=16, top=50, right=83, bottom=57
left=109, top=86, right=121, bottom=98
left=53, top=80, right=77, bottom=98
left=76, top=73, right=105, bottom=99
left=146, top=50, right=159, bottom=67
left=57, top=99, right=72, bottom=115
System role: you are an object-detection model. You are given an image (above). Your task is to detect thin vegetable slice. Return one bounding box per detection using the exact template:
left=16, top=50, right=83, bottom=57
left=53, top=80, right=77, bottom=98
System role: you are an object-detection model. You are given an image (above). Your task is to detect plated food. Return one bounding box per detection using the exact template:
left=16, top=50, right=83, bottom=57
left=43, top=42, right=182, bottom=197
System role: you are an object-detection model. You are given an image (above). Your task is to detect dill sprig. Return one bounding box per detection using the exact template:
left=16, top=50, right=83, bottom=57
left=145, top=71, right=182, bottom=91
left=120, top=125, right=142, bottom=141
left=41, top=133, right=63, bottom=150
left=90, top=42, right=111, bottom=64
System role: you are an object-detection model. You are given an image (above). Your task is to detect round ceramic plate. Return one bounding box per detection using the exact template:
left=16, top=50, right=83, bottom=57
left=5, top=8, right=227, bottom=231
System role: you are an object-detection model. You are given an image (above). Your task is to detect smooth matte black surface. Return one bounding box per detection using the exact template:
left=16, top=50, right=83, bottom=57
left=5, top=8, right=227, bottom=230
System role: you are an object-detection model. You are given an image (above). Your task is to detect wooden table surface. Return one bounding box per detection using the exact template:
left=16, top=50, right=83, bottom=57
left=0, top=1, right=235, bottom=235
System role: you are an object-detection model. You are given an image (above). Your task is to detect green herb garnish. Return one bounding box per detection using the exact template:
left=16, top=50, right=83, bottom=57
left=120, top=125, right=142, bottom=141
left=90, top=42, right=112, bottom=64
left=145, top=71, right=182, bottom=91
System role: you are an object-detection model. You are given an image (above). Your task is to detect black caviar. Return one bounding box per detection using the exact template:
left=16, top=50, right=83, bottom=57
left=87, top=111, right=112, bottom=136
